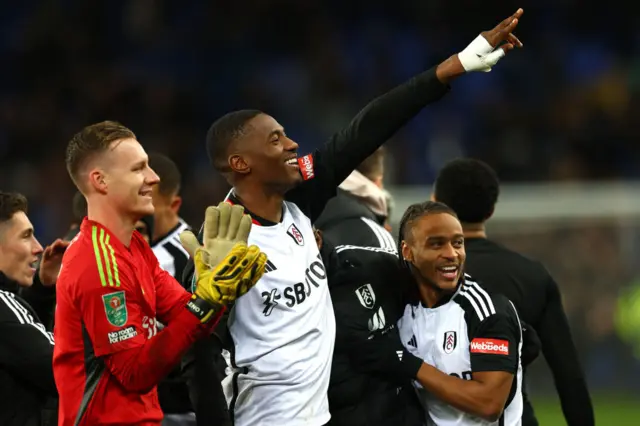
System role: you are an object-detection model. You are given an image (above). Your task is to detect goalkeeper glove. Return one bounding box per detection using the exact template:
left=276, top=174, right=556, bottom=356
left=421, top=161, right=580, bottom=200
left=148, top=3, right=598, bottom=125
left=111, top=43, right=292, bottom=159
left=181, top=202, right=267, bottom=322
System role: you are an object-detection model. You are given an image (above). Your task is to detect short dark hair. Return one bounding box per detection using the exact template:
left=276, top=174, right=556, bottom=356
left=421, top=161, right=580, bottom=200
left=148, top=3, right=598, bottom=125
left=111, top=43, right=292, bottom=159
left=148, top=152, right=181, bottom=196
left=356, top=147, right=385, bottom=180
left=72, top=191, right=87, bottom=223
left=0, top=192, right=28, bottom=224
left=66, top=121, right=136, bottom=189
left=434, top=158, right=499, bottom=224
left=206, top=109, right=263, bottom=173
left=397, top=201, right=458, bottom=251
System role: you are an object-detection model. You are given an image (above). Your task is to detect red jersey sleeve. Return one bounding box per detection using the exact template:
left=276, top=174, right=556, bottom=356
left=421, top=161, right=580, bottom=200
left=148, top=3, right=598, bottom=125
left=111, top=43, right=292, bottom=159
left=138, top=235, right=191, bottom=324
left=71, top=244, right=146, bottom=358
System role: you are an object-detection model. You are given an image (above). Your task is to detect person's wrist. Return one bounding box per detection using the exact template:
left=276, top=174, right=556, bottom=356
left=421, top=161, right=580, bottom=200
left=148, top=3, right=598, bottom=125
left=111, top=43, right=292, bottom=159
left=435, top=54, right=466, bottom=84
left=186, top=294, right=219, bottom=323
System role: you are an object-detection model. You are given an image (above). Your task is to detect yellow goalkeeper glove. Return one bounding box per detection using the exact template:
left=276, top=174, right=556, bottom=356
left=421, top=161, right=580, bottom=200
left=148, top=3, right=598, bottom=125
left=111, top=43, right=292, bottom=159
left=180, top=202, right=267, bottom=320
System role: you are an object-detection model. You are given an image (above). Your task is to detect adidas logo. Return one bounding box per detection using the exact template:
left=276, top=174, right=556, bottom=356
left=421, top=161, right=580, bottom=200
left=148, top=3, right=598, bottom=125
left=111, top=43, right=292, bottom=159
left=407, top=335, right=417, bottom=348
left=265, top=260, right=277, bottom=273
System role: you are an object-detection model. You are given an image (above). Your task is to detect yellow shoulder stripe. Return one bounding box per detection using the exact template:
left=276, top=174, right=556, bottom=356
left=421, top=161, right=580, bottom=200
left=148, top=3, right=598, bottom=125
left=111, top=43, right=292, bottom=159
left=91, top=226, right=122, bottom=287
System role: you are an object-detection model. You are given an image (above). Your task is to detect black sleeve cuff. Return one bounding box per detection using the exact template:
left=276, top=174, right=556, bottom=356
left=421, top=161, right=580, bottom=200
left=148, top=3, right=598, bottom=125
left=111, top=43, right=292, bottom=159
left=401, top=350, right=424, bottom=379
left=186, top=295, right=217, bottom=323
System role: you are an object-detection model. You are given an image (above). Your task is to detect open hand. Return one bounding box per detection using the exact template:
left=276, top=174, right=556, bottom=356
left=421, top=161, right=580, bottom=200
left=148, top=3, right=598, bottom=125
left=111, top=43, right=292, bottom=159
left=457, top=8, right=524, bottom=73
left=481, top=8, right=524, bottom=54
left=39, top=239, right=70, bottom=286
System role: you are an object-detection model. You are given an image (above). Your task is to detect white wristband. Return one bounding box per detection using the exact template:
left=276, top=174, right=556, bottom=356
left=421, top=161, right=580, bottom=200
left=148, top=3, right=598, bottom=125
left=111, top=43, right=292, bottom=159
left=458, top=35, right=506, bottom=73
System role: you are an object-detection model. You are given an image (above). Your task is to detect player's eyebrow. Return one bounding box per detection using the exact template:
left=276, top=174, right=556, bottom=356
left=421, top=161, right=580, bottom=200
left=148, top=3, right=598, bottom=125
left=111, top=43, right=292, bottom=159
left=267, top=128, right=286, bottom=140
left=131, top=159, right=146, bottom=169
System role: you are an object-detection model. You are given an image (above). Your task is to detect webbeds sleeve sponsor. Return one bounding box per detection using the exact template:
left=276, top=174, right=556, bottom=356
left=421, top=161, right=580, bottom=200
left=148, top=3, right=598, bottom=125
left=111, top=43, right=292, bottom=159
left=469, top=338, right=509, bottom=355
left=297, top=154, right=315, bottom=180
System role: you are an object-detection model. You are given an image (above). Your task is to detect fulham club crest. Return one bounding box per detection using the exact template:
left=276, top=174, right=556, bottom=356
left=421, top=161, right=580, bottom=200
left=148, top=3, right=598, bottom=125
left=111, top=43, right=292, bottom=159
left=355, top=284, right=376, bottom=309
left=287, top=223, right=305, bottom=246
left=443, top=331, right=457, bottom=354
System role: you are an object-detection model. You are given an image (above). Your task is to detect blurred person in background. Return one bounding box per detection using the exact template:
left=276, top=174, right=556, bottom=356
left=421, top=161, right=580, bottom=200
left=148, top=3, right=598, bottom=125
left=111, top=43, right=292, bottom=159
left=149, top=152, right=191, bottom=281
left=147, top=152, right=194, bottom=425
left=0, top=191, right=66, bottom=426
left=315, top=147, right=396, bottom=252
left=433, top=158, right=594, bottom=426
left=184, top=9, right=525, bottom=426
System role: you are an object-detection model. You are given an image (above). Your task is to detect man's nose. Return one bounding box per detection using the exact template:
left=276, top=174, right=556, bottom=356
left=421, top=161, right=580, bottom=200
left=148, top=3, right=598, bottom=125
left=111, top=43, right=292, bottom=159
left=285, top=137, right=299, bottom=152
left=442, top=243, right=458, bottom=259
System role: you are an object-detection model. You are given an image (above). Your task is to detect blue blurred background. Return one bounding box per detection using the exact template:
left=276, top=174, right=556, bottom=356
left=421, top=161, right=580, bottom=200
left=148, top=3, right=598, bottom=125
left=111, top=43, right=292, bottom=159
left=1, top=1, right=639, bottom=421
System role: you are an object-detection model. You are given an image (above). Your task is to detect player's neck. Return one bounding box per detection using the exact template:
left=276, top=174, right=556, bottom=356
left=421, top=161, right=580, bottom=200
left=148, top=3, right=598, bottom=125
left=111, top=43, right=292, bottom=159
left=153, top=214, right=179, bottom=242
left=233, top=186, right=284, bottom=223
left=418, top=284, right=449, bottom=308
left=462, top=222, right=487, bottom=239
left=87, top=201, right=137, bottom=247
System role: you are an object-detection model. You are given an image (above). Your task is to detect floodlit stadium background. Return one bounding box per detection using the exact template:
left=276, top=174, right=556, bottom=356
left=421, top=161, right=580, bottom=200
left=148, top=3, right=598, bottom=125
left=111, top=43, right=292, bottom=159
left=1, top=1, right=638, bottom=423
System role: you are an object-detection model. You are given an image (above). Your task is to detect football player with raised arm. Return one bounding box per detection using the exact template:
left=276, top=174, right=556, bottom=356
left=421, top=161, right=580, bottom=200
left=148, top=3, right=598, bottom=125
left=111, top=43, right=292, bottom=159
left=184, top=9, right=525, bottom=426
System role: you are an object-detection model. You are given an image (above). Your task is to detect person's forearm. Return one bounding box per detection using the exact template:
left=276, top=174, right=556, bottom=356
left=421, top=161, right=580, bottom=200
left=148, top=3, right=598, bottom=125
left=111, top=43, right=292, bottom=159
left=105, top=305, right=223, bottom=393
left=322, top=60, right=455, bottom=186
left=436, top=54, right=466, bottom=84
left=415, top=363, right=504, bottom=422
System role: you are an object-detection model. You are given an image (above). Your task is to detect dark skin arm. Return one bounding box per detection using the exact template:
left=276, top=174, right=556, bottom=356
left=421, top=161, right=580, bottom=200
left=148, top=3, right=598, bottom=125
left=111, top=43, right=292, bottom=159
left=416, top=364, right=513, bottom=422
left=435, top=8, right=523, bottom=84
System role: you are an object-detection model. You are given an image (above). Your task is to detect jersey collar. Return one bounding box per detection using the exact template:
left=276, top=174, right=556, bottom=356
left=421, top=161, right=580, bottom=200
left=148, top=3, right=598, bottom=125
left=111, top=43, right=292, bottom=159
left=225, top=191, right=279, bottom=227
left=422, top=276, right=465, bottom=309
left=80, top=218, right=129, bottom=252
left=0, top=271, right=20, bottom=294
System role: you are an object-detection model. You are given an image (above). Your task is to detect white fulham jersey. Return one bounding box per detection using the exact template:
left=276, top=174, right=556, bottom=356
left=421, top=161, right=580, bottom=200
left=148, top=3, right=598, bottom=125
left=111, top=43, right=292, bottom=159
left=398, top=275, right=523, bottom=426
left=221, top=198, right=336, bottom=426
left=151, top=219, right=190, bottom=279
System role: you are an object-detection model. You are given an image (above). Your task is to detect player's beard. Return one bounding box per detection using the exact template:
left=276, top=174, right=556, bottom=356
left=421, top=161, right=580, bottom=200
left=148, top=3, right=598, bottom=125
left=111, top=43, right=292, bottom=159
left=408, top=262, right=462, bottom=300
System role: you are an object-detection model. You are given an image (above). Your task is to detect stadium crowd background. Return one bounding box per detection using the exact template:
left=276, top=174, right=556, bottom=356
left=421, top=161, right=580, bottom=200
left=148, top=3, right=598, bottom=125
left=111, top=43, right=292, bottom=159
left=1, top=0, right=639, bottom=422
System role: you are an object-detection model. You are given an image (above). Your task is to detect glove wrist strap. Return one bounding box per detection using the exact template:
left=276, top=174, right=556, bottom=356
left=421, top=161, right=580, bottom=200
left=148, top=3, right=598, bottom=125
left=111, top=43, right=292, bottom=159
left=186, top=294, right=218, bottom=323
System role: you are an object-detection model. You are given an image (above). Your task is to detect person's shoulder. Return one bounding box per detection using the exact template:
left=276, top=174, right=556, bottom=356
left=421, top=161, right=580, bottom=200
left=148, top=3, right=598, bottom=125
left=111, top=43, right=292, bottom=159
left=59, top=226, right=131, bottom=291
left=469, top=238, right=547, bottom=272
left=455, top=275, right=518, bottom=321
left=328, top=244, right=399, bottom=280
left=332, top=244, right=398, bottom=264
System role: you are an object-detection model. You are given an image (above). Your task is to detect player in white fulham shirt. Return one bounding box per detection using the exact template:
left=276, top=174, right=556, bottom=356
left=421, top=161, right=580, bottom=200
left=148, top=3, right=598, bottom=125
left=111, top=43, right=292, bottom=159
left=397, top=201, right=523, bottom=425
left=184, top=9, right=525, bottom=426
left=148, top=152, right=191, bottom=281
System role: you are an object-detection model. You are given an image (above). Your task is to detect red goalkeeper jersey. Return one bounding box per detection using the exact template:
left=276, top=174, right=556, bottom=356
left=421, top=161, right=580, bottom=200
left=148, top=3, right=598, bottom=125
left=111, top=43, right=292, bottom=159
left=54, top=219, right=215, bottom=426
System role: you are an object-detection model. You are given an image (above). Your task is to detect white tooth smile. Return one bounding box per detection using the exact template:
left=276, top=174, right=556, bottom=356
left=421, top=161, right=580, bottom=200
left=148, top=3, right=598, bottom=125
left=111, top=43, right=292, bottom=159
left=286, top=158, right=298, bottom=165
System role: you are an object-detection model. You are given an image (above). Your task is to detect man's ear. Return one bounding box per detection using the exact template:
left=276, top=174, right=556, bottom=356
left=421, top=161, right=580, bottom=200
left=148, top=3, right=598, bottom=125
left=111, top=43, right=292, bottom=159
left=401, top=240, right=413, bottom=263
left=170, top=195, right=182, bottom=213
left=429, top=192, right=436, bottom=202
left=88, top=169, right=107, bottom=194
left=229, top=154, right=250, bottom=175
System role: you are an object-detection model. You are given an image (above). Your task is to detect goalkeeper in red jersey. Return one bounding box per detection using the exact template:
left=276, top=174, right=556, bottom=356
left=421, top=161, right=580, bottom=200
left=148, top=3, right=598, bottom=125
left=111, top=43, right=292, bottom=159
left=53, top=121, right=267, bottom=426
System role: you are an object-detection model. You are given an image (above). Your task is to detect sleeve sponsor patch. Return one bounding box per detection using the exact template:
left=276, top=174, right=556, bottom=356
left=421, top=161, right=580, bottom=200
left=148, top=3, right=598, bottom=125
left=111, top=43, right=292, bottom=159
left=297, top=154, right=315, bottom=180
left=108, top=325, right=138, bottom=344
left=102, top=291, right=128, bottom=327
left=470, top=338, right=509, bottom=355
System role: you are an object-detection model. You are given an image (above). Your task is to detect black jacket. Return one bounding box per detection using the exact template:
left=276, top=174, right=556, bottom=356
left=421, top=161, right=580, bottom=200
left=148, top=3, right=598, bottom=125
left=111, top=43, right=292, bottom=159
left=464, top=237, right=594, bottom=426
left=0, top=272, right=57, bottom=426
left=326, top=246, right=424, bottom=426
left=315, top=189, right=395, bottom=252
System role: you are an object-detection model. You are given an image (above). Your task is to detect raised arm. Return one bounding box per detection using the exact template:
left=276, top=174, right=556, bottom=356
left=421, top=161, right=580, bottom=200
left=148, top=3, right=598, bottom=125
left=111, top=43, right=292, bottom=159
left=287, top=8, right=524, bottom=221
